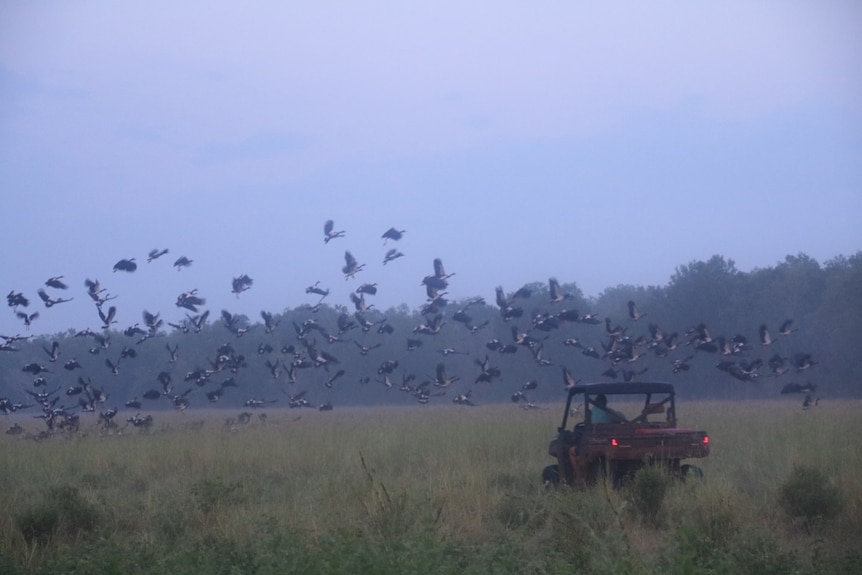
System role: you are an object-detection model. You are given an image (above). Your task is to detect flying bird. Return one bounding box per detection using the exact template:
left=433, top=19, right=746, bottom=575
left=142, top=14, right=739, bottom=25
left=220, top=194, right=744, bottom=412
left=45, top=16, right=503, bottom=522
left=231, top=274, right=254, bottom=296
left=37, top=288, right=73, bottom=307
left=140, top=310, right=163, bottom=336
left=42, top=340, right=60, bottom=362
left=453, top=391, right=476, bottom=406
left=64, top=358, right=83, bottom=371
left=354, top=341, right=382, bottom=355
left=7, top=291, right=29, bottom=308
left=325, top=369, right=346, bottom=388
left=305, top=281, right=330, bottom=300
left=413, top=313, right=445, bottom=335
left=84, top=278, right=103, bottom=301
left=113, top=258, right=137, bottom=272
left=802, top=395, right=819, bottom=410
left=758, top=325, right=775, bottom=346
left=672, top=355, right=695, bottom=373
left=433, top=258, right=454, bottom=284
left=105, top=357, right=121, bottom=375
left=627, top=300, right=647, bottom=321
left=97, top=304, right=117, bottom=329
left=166, top=344, right=179, bottom=363
left=176, top=290, right=206, bottom=312
left=562, top=366, right=580, bottom=390
left=793, top=353, right=816, bottom=372
left=147, top=248, right=169, bottom=263
left=381, top=227, right=405, bottom=243
left=260, top=310, right=279, bottom=333
left=383, top=248, right=405, bottom=265
left=474, top=354, right=502, bottom=384
left=173, top=256, right=193, bottom=270
left=22, top=362, right=51, bottom=375
left=45, top=276, right=68, bottom=290
left=16, top=311, right=39, bottom=328
left=434, top=362, right=459, bottom=388
left=768, top=353, right=789, bottom=376
left=779, top=319, right=798, bottom=336
left=781, top=382, right=817, bottom=394
left=350, top=292, right=372, bottom=313
left=324, top=219, right=346, bottom=243
left=342, top=251, right=365, bottom=279
left=548, top=278, right=572, bottom=304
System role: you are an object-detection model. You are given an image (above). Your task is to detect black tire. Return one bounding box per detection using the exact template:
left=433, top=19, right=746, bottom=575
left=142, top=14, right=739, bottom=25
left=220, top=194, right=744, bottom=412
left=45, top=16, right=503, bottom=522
left=542, top=464, right=561, bottom=487
left=679, top=464, right=704, bottom=481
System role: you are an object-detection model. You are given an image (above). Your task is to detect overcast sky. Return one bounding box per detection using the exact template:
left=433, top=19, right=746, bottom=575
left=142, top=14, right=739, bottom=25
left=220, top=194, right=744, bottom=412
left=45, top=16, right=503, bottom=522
left=2, top=1, right=860, bottom=337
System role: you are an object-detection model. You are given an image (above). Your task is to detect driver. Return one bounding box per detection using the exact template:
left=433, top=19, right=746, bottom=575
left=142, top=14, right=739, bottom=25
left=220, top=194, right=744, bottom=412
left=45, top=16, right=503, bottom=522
left=591, top=393, right=626, bottom=423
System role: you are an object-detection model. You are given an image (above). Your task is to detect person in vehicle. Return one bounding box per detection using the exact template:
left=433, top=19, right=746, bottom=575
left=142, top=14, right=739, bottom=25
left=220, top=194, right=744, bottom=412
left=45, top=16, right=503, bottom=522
left=591, top=393, right=626, bottom=423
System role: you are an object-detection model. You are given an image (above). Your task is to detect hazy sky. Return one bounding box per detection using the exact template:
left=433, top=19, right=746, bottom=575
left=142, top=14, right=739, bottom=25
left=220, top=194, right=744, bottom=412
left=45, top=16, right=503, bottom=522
left=2, top=1, right=861, bottom=337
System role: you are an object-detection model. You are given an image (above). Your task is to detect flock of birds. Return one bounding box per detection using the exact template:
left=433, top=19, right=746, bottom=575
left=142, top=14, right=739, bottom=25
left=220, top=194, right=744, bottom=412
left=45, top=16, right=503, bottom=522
left=2, top=219, right=822, bottom=439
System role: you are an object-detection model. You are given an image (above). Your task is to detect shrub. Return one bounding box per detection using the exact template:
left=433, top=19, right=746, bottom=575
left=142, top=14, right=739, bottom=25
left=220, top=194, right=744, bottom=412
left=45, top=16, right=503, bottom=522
left=626, top=466, right=670, bottom=525
left=14, top=505, right=59, bottom=544
left=14, top=485, right=99, bottom=543
left=778, top=465, right=843, bottom=526
left=190, top=478, right=245, bottom=513
left=495, top=495, right=547, bottom=531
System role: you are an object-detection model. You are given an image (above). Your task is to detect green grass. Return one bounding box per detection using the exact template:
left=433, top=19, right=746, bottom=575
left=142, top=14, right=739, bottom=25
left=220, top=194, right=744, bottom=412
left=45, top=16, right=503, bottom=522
left=0, top=401, right=860, bottom=574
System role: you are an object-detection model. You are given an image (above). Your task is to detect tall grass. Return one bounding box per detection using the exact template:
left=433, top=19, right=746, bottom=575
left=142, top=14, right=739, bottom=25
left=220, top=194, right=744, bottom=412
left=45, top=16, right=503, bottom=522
left=0, top=400, right=860, bottom=574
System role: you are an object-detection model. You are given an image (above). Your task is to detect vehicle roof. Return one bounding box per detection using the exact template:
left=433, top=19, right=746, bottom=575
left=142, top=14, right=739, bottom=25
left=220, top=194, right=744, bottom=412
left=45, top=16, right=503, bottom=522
left=567, top=381, right=676, bottom=397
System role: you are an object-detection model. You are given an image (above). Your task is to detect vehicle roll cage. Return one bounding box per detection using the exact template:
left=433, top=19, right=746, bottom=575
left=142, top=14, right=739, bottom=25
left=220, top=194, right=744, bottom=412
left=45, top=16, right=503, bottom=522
left=560, top=382, right=678, bottom=431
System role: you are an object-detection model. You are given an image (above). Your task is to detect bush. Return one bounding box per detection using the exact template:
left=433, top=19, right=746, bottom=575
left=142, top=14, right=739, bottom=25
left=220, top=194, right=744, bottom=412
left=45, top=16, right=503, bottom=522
left=190, top=478, right=245, bottom=513
left=626, top=466, right=670, bottom=525
left=14, top=485, right=99, bottom=543
left=778, top=465, right=843, bottom=526
left=14, top=505, right=59, bottom=544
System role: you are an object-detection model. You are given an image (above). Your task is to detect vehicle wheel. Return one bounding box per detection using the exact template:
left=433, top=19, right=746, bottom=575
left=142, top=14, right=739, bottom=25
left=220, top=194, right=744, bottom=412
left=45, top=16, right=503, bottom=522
left=542, top=464, right=561, bottom=487
left=679, top=464, right=704, bottom=481
left=612, top=462, right=640, bottom=489
left=584, top=459, right=604, bottom=487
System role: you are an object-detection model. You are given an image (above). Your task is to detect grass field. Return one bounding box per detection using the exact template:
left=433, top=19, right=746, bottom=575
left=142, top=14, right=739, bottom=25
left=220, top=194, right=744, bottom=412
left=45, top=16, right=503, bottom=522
left=1, top=400, right=860, bottom=574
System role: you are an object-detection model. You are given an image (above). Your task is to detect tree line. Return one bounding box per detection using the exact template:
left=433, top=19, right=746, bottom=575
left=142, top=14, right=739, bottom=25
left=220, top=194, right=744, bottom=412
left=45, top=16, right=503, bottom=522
left=1, top=251, right=859, bottom=414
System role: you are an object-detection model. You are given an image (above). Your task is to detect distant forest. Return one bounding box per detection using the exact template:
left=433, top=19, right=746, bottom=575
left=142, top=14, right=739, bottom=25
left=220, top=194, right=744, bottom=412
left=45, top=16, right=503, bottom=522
left=2, top=252, right=860, bottom=415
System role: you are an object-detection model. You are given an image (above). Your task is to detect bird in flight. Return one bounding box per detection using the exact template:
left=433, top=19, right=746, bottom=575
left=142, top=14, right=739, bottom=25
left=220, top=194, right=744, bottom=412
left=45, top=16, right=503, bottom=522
left=16, top=311, right=39, bottom=329
left=758, top=324, right=775, bottom=346
left=44, top=276, right=68, bottom=290
left=37, top=289, right=73, bottom=308
left=113, top=258, right=137, bottom=272
left=173, top=256, right=193, bottom=270
left=324, top=219, right=346, bottom=243
left=147, top=248, right=169, bottom=263
left=381, top=227, right=405, bottom=243
left=627, top=300, right=647, bottom=321
left=342, top=251, right=365, bottom=279
left=232, top=274, right=254, bottom=296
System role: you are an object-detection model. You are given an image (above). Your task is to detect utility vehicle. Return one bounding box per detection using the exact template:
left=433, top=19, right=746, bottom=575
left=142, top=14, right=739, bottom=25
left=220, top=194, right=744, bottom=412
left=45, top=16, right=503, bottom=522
left=543, top=382, right=709, bottom=488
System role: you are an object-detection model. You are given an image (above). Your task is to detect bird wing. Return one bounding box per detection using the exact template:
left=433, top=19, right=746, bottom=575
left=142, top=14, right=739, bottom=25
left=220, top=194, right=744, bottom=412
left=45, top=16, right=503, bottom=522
left=433, top=258, right=445, bottom=277
left=549, top=278, right=560, bottom=299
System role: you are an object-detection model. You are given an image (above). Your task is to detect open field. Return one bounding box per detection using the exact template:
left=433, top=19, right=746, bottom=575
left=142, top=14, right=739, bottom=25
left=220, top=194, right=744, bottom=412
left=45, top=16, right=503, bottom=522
left=1, top=400, right=861, bottom=574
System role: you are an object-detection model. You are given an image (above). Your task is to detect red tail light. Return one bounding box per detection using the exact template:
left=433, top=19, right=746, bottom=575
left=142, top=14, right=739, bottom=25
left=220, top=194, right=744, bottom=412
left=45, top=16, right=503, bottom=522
left=610, top=438, right=619, bottom=447
left=702, top=435, right=710, bottom=445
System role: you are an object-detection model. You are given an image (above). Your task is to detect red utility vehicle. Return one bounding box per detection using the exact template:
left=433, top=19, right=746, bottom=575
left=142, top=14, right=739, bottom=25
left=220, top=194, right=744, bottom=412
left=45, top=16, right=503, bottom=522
left=544, top=382, right=709, bottom=488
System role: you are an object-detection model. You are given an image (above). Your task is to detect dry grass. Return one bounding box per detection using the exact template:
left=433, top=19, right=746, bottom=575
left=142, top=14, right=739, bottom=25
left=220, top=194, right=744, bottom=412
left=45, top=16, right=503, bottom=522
left=1, top=400, right=860, bottom=574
